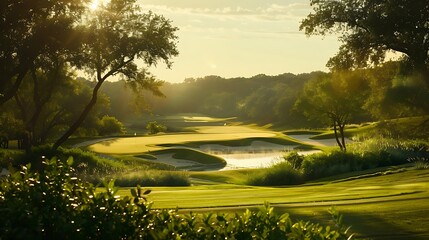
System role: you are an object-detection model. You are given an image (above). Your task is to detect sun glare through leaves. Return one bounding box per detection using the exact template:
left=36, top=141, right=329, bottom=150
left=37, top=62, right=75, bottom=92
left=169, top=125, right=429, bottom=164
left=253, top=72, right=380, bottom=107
left=89, top=0, right=110, bottom=11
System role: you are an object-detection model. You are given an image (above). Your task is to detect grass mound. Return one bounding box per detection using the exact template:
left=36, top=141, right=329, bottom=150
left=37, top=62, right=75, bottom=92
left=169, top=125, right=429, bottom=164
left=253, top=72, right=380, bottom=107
left=152, top=148, right=227, bottom=166
left=20, top=145, right=126, bottom=175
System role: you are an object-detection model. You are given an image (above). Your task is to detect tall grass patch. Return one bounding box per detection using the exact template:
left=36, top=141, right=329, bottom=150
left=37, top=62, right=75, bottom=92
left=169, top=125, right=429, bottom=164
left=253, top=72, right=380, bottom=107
left=303, top=138, right=428, bottom=180
left=250, top=137, right=429, bottom=186
left=106, top=170, right=190, bottom=187
left=246, top=162, right=304, bottom=186
left=20, top=145, right=126, bottom=176
left=349, top=137, right=429, bottom=166
left=302, top=151, right=367, bottom=180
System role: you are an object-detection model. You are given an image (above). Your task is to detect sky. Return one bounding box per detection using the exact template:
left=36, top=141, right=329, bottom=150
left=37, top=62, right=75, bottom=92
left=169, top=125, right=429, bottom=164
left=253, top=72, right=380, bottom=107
left=137, top=0, right=341, bottom=83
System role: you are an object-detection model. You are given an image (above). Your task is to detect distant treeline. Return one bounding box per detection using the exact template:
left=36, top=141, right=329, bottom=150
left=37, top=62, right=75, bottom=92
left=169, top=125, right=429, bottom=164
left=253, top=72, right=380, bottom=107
left=100, top=72, right=316, bottom=127
left=100, top=61, right=428, bottom=128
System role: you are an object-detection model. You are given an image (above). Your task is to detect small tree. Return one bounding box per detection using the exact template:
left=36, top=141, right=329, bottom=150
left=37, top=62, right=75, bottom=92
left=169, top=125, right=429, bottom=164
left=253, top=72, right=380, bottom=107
left=97, top=115, right=125, bottom=136
left=295, top=71, right=366, bottom=151
left=146, top=121, right=167, bottom=135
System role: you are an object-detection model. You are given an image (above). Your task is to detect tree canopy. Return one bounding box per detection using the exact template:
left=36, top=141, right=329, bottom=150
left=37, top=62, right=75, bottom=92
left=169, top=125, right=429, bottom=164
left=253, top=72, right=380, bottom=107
left=0, top=0, right=89, bottom=105
left=300, top=0, right=429, bottom=78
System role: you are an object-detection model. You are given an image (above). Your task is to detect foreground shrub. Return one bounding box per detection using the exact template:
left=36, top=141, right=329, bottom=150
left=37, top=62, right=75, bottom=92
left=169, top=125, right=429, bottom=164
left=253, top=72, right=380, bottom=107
left=0, top=158, right=353, bottom=239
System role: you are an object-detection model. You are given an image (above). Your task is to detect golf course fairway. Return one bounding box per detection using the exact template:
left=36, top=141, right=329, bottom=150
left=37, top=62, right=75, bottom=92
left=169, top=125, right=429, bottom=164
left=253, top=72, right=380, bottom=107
left=114, top=167, right=429, bottom=239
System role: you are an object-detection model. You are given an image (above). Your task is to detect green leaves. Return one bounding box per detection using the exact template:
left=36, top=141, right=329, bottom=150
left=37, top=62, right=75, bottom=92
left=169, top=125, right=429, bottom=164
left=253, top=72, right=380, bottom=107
left=301, top=0, right=429, bottom=73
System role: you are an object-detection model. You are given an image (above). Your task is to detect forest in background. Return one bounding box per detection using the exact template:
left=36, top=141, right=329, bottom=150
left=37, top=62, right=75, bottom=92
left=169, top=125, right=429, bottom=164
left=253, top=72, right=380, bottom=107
left=100, top=60, right=428, bottom=130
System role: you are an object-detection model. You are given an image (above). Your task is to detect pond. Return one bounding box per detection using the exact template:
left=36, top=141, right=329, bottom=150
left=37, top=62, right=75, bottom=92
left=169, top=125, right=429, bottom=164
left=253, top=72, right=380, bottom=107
left=151, top=135, right=346, bottom=170
left=215, top=151, right=321, bottom=170
left=198, top=141, right=321, bottom=170
left=195, top=134, right=347, bottom=170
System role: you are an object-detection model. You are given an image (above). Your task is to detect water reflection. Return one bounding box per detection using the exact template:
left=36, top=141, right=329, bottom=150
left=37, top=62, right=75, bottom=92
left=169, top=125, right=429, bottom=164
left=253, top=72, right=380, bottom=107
left=198, top=141, right=321, bottom=170
left=216, top=150, right=321, bottom=170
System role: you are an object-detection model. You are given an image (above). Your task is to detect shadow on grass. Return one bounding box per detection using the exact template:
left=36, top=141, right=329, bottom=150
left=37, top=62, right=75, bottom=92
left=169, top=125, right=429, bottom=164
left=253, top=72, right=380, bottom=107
left=278, top=197, right=429, bottom=240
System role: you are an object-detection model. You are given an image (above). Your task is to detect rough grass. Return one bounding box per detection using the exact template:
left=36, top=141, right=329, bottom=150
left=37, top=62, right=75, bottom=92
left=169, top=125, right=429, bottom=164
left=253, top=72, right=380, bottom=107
left=102, top=170, right=191, bottom=187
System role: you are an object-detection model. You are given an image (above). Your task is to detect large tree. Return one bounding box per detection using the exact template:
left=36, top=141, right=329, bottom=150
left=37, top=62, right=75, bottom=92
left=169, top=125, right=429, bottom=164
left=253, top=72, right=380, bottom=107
left=300, top=0, right=429, bottom=81
left=0, top=0, right=89, bottom=105
left=53, top=0, right=178, bottom=149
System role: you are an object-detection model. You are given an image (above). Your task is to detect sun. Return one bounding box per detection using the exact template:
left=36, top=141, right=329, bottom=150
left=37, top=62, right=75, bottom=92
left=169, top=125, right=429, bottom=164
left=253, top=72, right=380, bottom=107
left=89, top=0, right=110, bottom=11
left=89, top=0, right=100, bottom=11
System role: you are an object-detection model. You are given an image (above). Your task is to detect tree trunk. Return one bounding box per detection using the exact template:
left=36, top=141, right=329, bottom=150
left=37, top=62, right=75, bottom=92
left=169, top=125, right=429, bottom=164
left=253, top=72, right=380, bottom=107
left=0, top=63, right=31, bottom=106
left=53, top=80, right=104, bottom=149
left=339, top=122, right=346, bottom=151
left=333, top=120, right=344, bottom=151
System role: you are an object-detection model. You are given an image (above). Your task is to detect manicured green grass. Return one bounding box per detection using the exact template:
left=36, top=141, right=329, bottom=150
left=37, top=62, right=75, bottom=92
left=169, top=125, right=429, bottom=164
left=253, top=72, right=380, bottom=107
left=190, top=169, right=262, bottom=185
left=161, top=136, right=302, bottom=149
left=114, top=167, right=429, bottom=239
left=310, top=123, right=376, bottom=139
left=283, top=129, right=326, bottom=135
left=88, top=125, right=279, bottom=154
left=311, top=116, right=429, bottom=140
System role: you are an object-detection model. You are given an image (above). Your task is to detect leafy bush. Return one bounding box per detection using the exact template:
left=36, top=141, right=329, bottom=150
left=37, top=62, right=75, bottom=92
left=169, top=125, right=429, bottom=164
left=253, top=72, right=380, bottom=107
left=146, top=121, right=167, bottom=135
left=0, top=158, right=151, bottom=239
left=0, top=158, right=354, bottom=239
left=97, top=115, right=125, bottom=136
left=20, top=145, right=126, bottom=176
